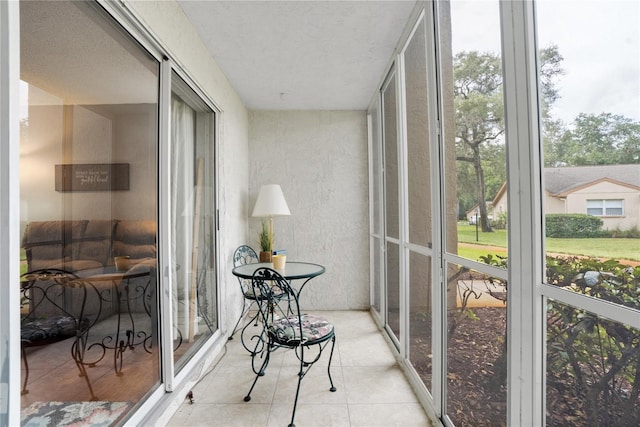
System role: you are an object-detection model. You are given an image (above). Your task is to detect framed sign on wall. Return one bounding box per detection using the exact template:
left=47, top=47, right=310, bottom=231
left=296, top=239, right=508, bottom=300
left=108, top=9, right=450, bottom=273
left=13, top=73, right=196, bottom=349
left=55, top=163, right=130, bottom=192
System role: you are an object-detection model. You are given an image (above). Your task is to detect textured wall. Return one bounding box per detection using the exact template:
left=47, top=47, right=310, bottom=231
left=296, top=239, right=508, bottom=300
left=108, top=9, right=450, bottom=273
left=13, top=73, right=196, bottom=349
left=249, top=110, right=370, bottom=310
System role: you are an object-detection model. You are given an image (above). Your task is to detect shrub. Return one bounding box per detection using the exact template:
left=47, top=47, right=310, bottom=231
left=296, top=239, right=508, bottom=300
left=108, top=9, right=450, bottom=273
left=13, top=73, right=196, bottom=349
left=479, top=254, right=640, bottom=426
left=545, top=213, right=603, bottom=238
left=602, top=226, right=640, bottom=239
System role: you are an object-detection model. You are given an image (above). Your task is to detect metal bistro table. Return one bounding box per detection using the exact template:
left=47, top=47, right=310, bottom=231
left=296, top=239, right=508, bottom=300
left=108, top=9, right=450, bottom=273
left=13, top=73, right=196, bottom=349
left=231, top=261, right=325, bottom=354
left=74, top=267, right=153, bottom=376
left=232, top=261, right=325, bottom=295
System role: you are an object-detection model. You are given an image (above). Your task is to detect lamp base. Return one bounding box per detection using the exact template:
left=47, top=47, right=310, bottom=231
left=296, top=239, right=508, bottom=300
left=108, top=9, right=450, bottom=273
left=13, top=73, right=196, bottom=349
left=259, top=251, right=272, bottom=262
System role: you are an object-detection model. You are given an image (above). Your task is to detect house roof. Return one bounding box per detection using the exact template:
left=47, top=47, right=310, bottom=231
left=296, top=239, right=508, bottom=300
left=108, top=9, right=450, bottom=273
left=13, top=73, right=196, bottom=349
left=545, top=164, right=640, bottom=196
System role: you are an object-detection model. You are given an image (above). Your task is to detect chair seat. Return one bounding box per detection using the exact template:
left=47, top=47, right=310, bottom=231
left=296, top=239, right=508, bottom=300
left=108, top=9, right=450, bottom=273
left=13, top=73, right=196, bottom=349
left=243, top=286, right=285, bottom=300
left=21, top=315, right=85, bottom=345
left=269, top=314, right=334, bottom=345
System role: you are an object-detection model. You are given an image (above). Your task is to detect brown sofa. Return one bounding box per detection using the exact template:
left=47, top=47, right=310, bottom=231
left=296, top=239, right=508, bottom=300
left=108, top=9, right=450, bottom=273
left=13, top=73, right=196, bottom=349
left=21, top=219, right=156, bottom=274
left=21, top=219, right=157, bottom=322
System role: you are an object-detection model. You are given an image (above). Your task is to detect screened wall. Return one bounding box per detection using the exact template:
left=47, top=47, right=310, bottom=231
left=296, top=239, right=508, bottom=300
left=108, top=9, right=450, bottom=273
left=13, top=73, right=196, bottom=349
left=368, top=1, right=639, bottom=426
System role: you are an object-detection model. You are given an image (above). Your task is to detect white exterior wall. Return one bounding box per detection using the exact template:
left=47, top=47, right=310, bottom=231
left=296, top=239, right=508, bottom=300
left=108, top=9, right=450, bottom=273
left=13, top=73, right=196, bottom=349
left=566, top=181, right=640, bottom=231
left=544, top=192, right=566, bottom=214
left=493, top=194, right=508, bottom=218
left=249, top=110, right=370, bottom=310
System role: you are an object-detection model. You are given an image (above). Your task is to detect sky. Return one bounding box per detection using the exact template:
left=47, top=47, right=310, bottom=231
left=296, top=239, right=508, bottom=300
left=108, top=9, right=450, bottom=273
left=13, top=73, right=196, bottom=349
left=451, top=0, right=640, bottom=126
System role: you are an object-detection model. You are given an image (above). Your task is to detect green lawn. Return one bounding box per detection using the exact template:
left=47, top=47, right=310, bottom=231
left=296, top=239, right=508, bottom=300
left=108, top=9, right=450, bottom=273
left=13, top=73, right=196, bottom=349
left=457, top=224, right=640, bottom=263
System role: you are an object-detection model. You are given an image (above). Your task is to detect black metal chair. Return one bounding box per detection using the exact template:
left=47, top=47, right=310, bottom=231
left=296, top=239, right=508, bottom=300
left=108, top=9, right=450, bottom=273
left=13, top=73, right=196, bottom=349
left=20, top=269, right=97, bottom=399
left=229, top=245, right=260, bottom=350
left=243, top=267, right=336, bottom=427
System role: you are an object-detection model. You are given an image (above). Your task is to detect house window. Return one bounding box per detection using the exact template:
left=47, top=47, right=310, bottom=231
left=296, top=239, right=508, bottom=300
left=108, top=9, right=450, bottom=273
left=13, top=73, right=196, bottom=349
left=586, top=199, right=624, bottom=216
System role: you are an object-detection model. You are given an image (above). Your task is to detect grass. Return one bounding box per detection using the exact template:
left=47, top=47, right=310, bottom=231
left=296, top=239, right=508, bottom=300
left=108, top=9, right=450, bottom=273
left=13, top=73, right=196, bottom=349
left=456, top=224, right=640, bottom=263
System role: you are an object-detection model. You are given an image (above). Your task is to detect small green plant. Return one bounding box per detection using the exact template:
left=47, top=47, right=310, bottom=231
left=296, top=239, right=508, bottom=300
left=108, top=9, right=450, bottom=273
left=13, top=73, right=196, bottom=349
left=258, top=220, right=270, bottom=252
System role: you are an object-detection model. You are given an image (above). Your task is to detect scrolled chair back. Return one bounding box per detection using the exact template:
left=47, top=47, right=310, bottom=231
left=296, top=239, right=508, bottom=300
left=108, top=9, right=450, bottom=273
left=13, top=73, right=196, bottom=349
left=233, top=245, right=258, bottom=267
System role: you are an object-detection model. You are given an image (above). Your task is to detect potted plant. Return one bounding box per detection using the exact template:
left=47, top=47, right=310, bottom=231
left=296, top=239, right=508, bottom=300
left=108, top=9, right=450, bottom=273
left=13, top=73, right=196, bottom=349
left=258, top=219, right=271, bottom=262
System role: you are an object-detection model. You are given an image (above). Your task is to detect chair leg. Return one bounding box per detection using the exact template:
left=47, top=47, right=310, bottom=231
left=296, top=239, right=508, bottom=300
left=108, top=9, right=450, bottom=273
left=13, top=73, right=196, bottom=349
left=327, top=335, right=337, bottom=392
left=71, top=335, right=99, bottom=401
left=288, top=336, right=337, bottom=427
left=289, top=368, right=304, bottom=427
left=228, top=299, right=249, bottom=340
left=21, top=346, right=29, bottom=395
left=244, top=346, right=271, bottom=402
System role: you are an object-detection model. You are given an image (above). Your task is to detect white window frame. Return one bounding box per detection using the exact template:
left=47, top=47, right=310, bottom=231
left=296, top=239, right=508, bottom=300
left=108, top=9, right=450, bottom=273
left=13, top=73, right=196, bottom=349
left=1, top=1, right=21, bottom=425
left=587, top=199, right=624, bottom=216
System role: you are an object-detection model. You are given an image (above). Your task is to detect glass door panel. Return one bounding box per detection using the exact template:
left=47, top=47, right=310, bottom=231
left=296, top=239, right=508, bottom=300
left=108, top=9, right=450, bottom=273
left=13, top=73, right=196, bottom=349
left=446, top=262, right=507, bottom=426
left=439, top=1, right=508, bottom=425
left=403, top=15, right=434, bottom=390
left=546, top=300, right=640, bottom=426
left=409, top=251, right=432, bottom=386
left=442, top=0, right=508, bottom=261
left=170, top=72, right=217, bottom=371
left=382, top=69, right=401, bottom=340
left=20, top=0, right=159, bottom=418
left=405, top=17, right=432, bottom=250
left=369, top=99, right=383, bottom=316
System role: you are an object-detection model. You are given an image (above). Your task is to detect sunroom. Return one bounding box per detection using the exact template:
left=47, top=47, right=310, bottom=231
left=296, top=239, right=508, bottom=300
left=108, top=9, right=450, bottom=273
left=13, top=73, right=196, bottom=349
left=1, top=1, right=638, bottom=427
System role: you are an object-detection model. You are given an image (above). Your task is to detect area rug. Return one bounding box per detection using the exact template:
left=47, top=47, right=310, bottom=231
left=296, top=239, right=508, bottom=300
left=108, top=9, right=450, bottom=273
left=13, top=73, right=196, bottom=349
left=21, top=401, right=131, bottom=427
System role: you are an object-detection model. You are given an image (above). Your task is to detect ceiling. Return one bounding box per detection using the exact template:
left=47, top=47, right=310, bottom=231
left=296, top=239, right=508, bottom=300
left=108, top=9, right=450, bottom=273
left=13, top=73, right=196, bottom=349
left=177, top=0, right=418, bottom=110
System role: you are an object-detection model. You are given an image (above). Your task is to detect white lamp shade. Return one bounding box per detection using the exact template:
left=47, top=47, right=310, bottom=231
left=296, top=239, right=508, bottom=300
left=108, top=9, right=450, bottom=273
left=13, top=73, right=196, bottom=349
left=252, top=184, right=291, bottom=217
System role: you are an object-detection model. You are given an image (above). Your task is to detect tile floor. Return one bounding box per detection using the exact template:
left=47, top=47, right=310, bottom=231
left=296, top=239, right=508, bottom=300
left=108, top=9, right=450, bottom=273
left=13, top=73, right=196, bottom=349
left=167, top=310, right=433, bottom=427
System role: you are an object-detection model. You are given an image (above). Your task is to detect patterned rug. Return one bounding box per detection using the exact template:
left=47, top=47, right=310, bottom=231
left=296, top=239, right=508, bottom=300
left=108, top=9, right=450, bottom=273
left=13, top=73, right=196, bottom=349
left=21, top=401, right=131, bottom=427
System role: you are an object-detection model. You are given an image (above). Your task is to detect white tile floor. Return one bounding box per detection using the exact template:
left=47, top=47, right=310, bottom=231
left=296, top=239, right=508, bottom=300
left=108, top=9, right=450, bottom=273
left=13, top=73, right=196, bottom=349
left=167, top=311, right=432, bottom=427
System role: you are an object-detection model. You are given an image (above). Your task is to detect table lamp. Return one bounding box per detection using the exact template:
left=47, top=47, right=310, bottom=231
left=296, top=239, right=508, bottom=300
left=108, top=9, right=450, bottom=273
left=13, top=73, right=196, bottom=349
left=252, top=184, right=291, bottom=254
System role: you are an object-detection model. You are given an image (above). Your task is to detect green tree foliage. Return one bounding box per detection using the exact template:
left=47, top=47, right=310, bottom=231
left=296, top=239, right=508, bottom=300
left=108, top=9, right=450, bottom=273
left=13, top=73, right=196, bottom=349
left=546, top=113, right=640, bottom=166
left=454, top=51, right=503, bottom=231
left=538, top=45, right=564, bottom=121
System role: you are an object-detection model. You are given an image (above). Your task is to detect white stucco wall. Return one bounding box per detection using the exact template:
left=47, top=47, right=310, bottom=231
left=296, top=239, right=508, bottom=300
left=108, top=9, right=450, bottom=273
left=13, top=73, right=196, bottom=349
left=248, top=110, right=370, bottom=310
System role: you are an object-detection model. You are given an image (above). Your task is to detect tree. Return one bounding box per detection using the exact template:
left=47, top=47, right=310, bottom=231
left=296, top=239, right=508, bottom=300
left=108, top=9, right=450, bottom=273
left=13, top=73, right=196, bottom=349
left=547, top=113, right=640, bottom=166
left=454, top=47, right=563, bottom=231
left=454, top=51, right=503, bottom=232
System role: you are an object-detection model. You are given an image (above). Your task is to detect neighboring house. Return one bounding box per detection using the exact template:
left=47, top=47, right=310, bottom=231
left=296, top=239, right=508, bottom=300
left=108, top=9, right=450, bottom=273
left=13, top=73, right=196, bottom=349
left=465, top=202, right=493, bottom=224
left=492, top=164, right=640, bottom=231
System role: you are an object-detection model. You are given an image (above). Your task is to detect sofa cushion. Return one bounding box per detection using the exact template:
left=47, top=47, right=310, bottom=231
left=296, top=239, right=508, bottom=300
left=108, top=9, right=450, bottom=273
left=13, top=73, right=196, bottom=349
left=74, top=220, right=116, bottom=266
left=112, top=220, right=156, bottom=260
left=22, top=219, right=157, bottom=273
left=21, top=221, right=84, bottom=269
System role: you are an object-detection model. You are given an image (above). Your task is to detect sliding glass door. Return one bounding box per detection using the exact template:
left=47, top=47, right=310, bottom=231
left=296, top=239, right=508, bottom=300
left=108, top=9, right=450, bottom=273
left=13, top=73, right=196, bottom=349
left=19, top=0, right=161, bottom=416
left=18, top=1, right=220, bottom=422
